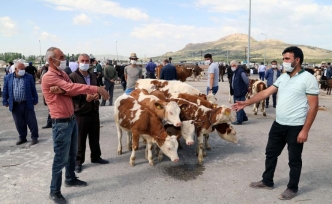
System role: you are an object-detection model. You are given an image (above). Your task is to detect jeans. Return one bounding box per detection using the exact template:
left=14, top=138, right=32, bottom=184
left=50, top=118, right=78, bottom=193
left=266, top=85, right=277, bottom=107
left=102, top=80, right=114, bottom=105
left=206, top=86, right=219, bottom=95
left=262, top=121, right=304, bottom=192
left=125, top=88, right=134, bottom=95
left=233, top=95, right=247, bottom=123
left=12, top=102, right=39, bottom=140
left=259, top=72, right=265, bottom=81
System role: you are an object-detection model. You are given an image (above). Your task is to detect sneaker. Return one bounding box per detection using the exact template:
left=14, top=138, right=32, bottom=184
left=91, top=158, right=109, bottom=164
left=65, top=177, right=87, bottom=187
left=16, top=139, right=27, bottom=145
left=49, top=191, right=67, bottom=204
left=249, top=181, right=273, bottom=190
left=75, top=165, right=82, bottom=173
left=279, top=189, right=297, bottom=200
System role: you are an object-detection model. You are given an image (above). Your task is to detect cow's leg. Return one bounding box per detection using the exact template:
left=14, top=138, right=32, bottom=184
left=146, top=141, right=154, bottom=166
left=129, top=133, right=140, bottom=166
left=197, top=134, right=204, bottom=164
left=116, top=124, right=123, bottom=155
left=127, top=132, right=132, bottom=151
left=221, top=74, right=224, bottom=82
left=204, top=134, right=211, bottom=151
left=262, top=100, right=266, bottom=116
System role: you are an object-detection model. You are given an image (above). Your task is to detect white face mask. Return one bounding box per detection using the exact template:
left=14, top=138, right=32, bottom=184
left=231, top=67, right=236, bottom=71
left=79, top=63, right=90, bottom=71
left=271, top=65, right=277, bottom=68
left=131, top=60, right=137, bottom=65
left=283, top=61, right=296, bottom=73
left=53, top=58, right=67, bottom=70
left=18, top=70, right=25, bottom=76
left=205, top=60, right=211, bottom=65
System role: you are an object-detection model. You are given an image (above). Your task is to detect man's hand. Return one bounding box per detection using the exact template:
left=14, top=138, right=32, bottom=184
left=92, top=93, right=99, bottom=101
left=97, top=86, right=110, bottom=101
left=110, top=79, right=114, bottom=83
left=50, top=86, right=65, bottom=94
left=297, top=130, right=308, bottom=143
left=86, top=94, right=94, bottom=102
left=231, top=101, right=247, bottom=112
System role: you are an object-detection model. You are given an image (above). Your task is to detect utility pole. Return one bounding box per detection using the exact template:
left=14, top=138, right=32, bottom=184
left=247, top=0, right=251, bottom=66
left=201, top=51, right=202, bottom=61
left=261, top=33, right=267, bottom=65
left=116, top=41, right=118, bottom=61
left=39, top=40, right=42, bottom=65
left=227, top=50, right=229, bottom=64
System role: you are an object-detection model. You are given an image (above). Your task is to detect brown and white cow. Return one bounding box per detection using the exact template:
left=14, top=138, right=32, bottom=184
left=136, top=79, right=202, bottom=96
left=171, top=98, right=235, bottom=164
left=114, top=94, right=179, bottom=166
left=129, top=89, right=182, bottom=127
left=168, top=92, right=218, bottom=109
left=248, top=80, right=267, bottom=116
left=218, top=64, right=227, bottom=82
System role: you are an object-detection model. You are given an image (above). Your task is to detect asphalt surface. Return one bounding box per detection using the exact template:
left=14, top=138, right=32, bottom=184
left=0, top=74, right=331, bottom=204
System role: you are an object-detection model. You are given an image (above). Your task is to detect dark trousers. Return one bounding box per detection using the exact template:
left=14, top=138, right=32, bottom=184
left=101, top=80, right=114, bottom=106
left=50, top=118, right=78, bottom=192
left=12, top=102, right=39, bottom=140
left=259, top=72, right=265, bottom=81
left=147, top=72, right=156, bottom=79
left=262, top=121, right=304, bottom=192
left=266, top=85, right=277, bottom=107
left=97, top=76, right=104, bottom=86
left=233, top=95, right=248, bottom=123
left=75, top=113, right=101, bottom=166
left=206, top=86, right=219, bottom=95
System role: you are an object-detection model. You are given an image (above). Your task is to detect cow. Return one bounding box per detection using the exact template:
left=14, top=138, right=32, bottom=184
left=320, top=79, right=332, bottom=95
left=192, top=65, right=205, bottom=81
left=246, top=79, right=259, bottom=100
left=129, top=89, right=182, bottom=127
left=218, top=64, right=227, bottom=82
left=136, top=79, right=202, bottom=96
left=248, top=80, right=267, bottom=116
left=176, top=65, right=194, bottom=82
left=114, top=94, right=179, bottom=166
left=171, top=98, right=235, bottom=164
left=202, top=123, right=237, bottom=152
left=167, top=92, right=217, bottom=109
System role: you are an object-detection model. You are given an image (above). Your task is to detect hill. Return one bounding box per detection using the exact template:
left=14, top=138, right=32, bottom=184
left=154, top=33, right=332, bottom=64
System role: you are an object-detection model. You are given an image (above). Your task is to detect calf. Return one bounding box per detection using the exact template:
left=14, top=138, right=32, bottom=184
left=114, top=94, right=179, bottom=166
left=218, top=64, right=226, bottom=82
left=249, top=80, right=267, bottom=116
left=168, top=92, right=218, bottom=109
left=176, top=65, right=194, bottom=82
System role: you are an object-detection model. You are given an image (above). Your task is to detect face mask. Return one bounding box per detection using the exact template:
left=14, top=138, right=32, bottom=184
left=53, top=58, right=67, bottom=70
left=131, top=60, right=137, bottom=65
left=283, top=61, right=296, bottom=73
left=271, top=65, right=277, bottom=68
left=231, top=67, right=236, bottom=71
left=18, top=70, right=25, bottom=76
left=205, top=60, right=211, bottom=65
left=79, top=63, right=90, bottom=71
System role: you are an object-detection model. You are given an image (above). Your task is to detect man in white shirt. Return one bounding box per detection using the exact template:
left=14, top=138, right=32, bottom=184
left=204, top=53, right=219, bottom=95
left=258, top=62, right=266, bottom=80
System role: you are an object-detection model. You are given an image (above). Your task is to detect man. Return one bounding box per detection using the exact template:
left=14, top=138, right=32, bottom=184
left=5, top=62, right=13, bottom=75
left=42, top=47, right=109, bottom=204
left=2, top=62, right=39, bottom=145
left=41, top=62, right=52, bottom=129
left=68, top=57, right=78, bottom=73
left=160, top=59, right=177, bottom=81
left=124, top=53, right=142, bottom=94
left=230, top=60, right=249, bottom=125
left=326, top=62, right=332, bottom=79
left=204, top=54, right=219, bottom=95
left=232, top=46, right=319, bottom=200
left=101, top=60, right=117, bottom=106
left=95, top=60, right=104, bottom=86
left=145, top=58, right=156, bottom=79
left=70, top=53, right=109, bottom=174
left=265, top=60, right=281, bottom=108
left=25, top=62, right=38, bottom=83
left=258, top=62, right=266, bottom=81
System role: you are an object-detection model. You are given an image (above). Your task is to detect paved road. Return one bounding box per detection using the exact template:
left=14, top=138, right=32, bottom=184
left=0, top=74, right=331, bottom=204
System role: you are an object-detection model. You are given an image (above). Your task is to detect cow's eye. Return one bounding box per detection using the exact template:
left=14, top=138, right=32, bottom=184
left=169, top=112, right=173, bottom=115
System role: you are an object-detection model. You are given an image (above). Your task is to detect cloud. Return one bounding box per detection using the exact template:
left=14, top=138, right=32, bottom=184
left=73, top=13, right=92, bottom=25
left=40, top=31, right=60, bottom=41
left=42, top=0, right=149, bottom=20
left=55, top=6, right=73, bottom=11
left=0, top=16, right=17, bottom=37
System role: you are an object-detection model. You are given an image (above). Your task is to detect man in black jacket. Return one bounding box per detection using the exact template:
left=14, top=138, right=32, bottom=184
left=160, top=59, right=177, bottom=80
left=69, top=53, right=109, bottom=173
left=25, top=62, right=38, bottom=83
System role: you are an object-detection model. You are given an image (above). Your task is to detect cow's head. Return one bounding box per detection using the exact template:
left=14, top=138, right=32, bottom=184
left=211, top=105, right=236, bottom=125
left=214, top=123, right=238, bottom=143
left=159, top=135, right=179, bottom=162
left=206, top=93, right=217, bottom=104
left=164, top=101, right=182, bottom=127
left=180, top=120, right=195, bottom=146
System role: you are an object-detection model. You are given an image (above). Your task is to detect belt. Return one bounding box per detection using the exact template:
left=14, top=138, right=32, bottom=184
left=14, top=101, right=26, bottom=104
left=51, top=115, right=75, bottom=124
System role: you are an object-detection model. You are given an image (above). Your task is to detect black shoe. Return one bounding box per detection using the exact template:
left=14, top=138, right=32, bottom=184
left=232, top=121, right=242, bottom=125
left=243, top=117, right=248, bottom=122
left=91, top=158, right=109, bottom=164
left=16, top=139, right=27, bottom=145
left=75, top=165, right=82, bottom=173
left=31, top=139, right=38, bottom=145
left=49, top=191, right=67, bottom=204
left=273, top=105, right=276, bottom=108
left=266, top=105, right=269, bottom=108
left=42, top=124, right=52, bottom=129
left=65, top=177, right=87, bottom=187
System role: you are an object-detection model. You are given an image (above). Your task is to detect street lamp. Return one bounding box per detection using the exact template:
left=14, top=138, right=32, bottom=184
left=39, top=40, right=42, bottom=65
left=247, top=0, right=251, bottom=67
left=116, top=41, right=118, bottom=61
left=261, top=33, right=267, bottom=65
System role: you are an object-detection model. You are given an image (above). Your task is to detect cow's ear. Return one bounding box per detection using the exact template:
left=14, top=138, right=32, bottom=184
left=154, top=102, right=164, bottom=109
left=178, top=103, right=188, bottom=110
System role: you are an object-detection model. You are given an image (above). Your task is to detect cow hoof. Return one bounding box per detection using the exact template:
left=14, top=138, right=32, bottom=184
left=117, top=150, right=122, bottom=155
left=158, top=157, right=163, bottom=162
left=263, top=113, right=266, bottom=116
left=129, top=162, right=135, bottom=167
left=254, top=112, right=257, bottom=115
left=149, top=161, right=155, bottom=166
left=128, top=146, right=132, bottom=151
left=203, top=151, right=207, bottom=157
left=205, top=146, right=211, bottom=150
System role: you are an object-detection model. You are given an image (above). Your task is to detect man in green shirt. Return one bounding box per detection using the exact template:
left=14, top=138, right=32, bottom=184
left=101, top=60, right=117, bottom=106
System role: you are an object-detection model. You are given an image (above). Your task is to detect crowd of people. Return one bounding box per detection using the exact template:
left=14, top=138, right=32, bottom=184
left=0, top=46, right=326, bottom=203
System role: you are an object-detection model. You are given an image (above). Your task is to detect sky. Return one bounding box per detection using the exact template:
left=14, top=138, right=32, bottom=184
left=1, top=0, right=332, bottom=60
